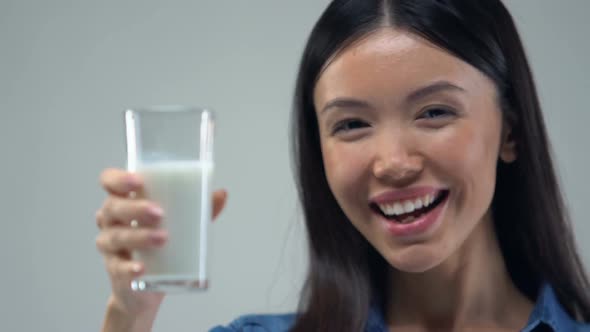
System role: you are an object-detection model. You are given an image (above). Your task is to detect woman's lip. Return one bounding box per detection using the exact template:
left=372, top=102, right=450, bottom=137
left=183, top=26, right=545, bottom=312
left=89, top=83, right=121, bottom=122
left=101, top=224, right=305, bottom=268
left=376, top=192, right=449, bottom=238
left=370, top=186, right=445, bottom=205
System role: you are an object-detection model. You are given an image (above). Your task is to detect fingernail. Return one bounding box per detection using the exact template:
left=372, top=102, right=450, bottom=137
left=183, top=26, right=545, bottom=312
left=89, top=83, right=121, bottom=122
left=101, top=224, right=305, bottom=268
left=131, top=263, right=142, bottom=274
left=150, top=231, right=167, bottom=245
left=126, top=175, right=141, bottom=189
left=148, top=205, right=164, bottom=218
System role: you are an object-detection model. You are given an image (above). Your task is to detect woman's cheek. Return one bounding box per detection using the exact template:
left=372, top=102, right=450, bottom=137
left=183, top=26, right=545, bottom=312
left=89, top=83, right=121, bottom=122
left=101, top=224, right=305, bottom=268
left=425, top=123, right=487, bottom=174
left=425, top=122, right=499, bottom=219
left=323, top=143, right=371, bottom=201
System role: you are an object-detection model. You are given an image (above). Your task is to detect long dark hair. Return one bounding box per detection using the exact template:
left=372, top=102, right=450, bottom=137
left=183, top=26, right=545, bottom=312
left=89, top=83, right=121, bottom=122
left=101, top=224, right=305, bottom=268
left=291, top=0, right=590, bottom=331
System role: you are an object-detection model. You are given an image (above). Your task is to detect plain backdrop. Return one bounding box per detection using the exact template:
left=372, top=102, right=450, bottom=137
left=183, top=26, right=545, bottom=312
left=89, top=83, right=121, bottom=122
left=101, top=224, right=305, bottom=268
left=1, top=1, right=588, bottom=331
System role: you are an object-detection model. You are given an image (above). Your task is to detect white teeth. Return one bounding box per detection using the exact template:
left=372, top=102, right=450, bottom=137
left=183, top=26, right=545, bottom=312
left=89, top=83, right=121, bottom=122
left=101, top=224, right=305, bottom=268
left=414, top=198, right=423, bottom=209
left=403, top=201, right=415, bottom=214
left=383, top=205, right=394, bottom=215
left=400, top=216, right=415, bottom=224
left=393, top=203, right=404, bottom=215
left=377, top=191, right=440, bottom=216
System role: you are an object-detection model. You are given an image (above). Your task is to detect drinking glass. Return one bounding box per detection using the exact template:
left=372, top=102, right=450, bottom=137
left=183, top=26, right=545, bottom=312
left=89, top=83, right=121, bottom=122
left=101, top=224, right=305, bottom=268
left=124, top=105, right=214, bottom=292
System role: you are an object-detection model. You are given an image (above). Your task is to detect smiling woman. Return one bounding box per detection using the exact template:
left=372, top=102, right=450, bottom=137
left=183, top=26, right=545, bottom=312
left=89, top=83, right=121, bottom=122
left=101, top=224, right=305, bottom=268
left=289, top=0, right=590, bottom=331
left=316, top=28, right=513, bottom=269
left=95, top=0, right=590, bottom=331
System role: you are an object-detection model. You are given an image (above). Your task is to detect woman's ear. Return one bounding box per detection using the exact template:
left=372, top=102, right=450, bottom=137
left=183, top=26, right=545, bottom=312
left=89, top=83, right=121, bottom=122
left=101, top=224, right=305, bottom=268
left=499, top=121, right=517, bottom=163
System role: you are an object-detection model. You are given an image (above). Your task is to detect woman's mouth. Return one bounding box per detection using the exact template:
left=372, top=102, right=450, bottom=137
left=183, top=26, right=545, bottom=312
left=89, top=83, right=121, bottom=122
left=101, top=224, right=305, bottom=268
left=370, top=190, right=450, bottom=224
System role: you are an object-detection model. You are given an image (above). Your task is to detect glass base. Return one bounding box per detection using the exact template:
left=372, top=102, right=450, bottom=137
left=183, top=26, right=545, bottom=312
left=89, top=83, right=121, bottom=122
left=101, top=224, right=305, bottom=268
left=131, top=276, right=208, bottom=293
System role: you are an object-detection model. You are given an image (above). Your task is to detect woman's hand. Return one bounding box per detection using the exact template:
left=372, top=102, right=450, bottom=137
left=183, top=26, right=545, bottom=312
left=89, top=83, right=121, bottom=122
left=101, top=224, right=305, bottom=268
left=95, top=168, right=227, bottom=332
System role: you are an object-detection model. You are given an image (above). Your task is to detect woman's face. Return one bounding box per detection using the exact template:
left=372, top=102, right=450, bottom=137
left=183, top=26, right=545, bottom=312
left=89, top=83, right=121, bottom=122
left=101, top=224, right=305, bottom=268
left=314, top=29, right=515, bottom=273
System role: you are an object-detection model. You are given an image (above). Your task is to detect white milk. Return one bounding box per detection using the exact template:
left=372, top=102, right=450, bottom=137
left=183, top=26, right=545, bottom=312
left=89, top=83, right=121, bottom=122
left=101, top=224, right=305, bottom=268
left=133, top=160, right=213, bottom=283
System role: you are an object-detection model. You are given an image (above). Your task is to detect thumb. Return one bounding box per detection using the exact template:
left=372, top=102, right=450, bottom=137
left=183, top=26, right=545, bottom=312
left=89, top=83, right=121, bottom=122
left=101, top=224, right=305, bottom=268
left=212, top=189, right=228, bottom=221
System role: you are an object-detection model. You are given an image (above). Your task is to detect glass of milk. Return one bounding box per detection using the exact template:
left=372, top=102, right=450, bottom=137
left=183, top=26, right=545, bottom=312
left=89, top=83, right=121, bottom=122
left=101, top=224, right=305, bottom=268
left=124, top=106, right=214, bottom=292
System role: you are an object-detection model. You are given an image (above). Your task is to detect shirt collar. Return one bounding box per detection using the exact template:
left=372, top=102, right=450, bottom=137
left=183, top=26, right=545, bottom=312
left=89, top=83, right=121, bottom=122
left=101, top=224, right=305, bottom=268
left=521, top=283, right=580, bottom=332
left=366, top=301, right=387, bottom=332
left=365, top=284, right=581, bottom=332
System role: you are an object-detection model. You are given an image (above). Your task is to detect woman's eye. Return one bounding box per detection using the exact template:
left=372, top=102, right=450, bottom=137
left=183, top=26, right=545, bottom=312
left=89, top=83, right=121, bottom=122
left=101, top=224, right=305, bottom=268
left=419, top=107, right=455, bottom=119
left=332, top=119, right=369, bottom=134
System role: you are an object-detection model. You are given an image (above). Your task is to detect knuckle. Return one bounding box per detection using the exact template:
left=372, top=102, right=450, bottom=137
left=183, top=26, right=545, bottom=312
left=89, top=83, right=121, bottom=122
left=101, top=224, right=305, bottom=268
left=100, top=168, right=115, bottom=187
left=95, top=234, right=107, bottom=252
left=95, top=210, right=104, bottom=226
left=101, top=197, right=114, bottom=216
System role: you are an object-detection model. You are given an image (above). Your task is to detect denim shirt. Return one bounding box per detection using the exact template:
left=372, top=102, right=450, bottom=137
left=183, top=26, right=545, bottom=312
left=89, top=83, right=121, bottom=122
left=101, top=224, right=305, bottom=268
left=209, top=284, right=590, bottom=331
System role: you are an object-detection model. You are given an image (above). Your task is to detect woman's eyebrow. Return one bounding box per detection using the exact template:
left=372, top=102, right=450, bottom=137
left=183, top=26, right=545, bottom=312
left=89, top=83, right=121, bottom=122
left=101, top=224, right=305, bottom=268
left=320, top=81, right=466, bottom=115
left=320, top=98, right=373, bottom=115
left=405, top=81, right=466, bottom=103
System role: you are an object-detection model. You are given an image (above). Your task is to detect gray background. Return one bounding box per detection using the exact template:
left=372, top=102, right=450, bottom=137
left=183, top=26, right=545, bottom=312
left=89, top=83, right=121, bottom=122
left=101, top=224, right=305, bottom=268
left=1, top=1, right=588, bottom=331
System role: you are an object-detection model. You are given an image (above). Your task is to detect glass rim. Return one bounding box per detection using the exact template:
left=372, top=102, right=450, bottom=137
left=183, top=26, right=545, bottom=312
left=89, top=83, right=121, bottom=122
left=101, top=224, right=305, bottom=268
left=124, top=105, right=214, bottom=115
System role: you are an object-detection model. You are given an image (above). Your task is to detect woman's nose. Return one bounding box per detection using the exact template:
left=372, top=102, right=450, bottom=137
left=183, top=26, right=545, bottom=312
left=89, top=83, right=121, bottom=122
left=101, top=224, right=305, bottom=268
left=372, top=139, right=423, bottom=185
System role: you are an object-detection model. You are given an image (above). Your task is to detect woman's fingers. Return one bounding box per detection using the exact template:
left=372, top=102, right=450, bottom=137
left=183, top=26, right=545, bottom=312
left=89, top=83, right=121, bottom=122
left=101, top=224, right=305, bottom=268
left=105, top=256, right=144, bottom=282
left=100, top=168, right=143, bottom=196
left=99, top=196, right=163, bottom=229
left=96, top=228, right=168, bottom=255
left=212, top=189, right=228, bottom=220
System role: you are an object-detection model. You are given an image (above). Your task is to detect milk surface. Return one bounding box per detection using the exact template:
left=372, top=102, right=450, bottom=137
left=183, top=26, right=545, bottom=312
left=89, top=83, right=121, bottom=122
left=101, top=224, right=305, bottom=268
left=134, top=160, right=213, bottom=281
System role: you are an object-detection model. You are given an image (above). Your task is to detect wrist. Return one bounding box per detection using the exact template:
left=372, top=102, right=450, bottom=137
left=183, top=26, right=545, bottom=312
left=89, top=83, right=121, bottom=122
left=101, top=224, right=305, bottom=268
left=101, top=296, right=157, bottom=332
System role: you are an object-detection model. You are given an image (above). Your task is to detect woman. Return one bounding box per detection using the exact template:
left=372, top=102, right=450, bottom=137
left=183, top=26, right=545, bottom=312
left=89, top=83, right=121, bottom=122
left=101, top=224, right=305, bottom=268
left=96, top=0, right=590, bottom=331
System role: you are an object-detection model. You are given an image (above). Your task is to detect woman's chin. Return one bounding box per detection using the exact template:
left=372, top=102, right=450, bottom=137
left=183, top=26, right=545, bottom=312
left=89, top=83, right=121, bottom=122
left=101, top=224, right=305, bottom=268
left=386, top=247, right=448, bottom=274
